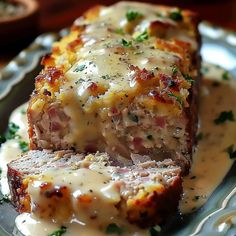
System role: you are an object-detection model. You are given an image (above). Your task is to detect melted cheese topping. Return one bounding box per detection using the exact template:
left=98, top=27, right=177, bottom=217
left=28, top=165, right=121, bottom=224
left=59, top=1, right=194, bottom=112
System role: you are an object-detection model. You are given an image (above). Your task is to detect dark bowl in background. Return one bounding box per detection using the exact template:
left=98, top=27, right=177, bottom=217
left=0, top=0, right=39, bottom=49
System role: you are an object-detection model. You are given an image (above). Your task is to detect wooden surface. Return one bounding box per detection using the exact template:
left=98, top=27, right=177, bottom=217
left=1, top=0, right=236, bottom=69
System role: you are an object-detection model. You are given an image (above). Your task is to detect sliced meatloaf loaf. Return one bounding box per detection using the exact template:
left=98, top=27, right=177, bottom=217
left=8, top=150, right=182, bottom=227
left=28, top=1, right=201, bottom=173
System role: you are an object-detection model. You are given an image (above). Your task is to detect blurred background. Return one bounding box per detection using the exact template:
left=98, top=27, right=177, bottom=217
left=38, top=0, right=236, bottom=32
left=0, top=0, right=236, bottom=68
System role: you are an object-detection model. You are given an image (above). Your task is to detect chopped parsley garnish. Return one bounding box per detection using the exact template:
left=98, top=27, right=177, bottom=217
left=128, top=112, right=139, bottom=123
left=182, top=73, right=194, bottom=84
left=149, top=225, right=161, bottom=236
left=73, top=64, right=86, bottom=72
left=121, top=38, right=132, bottom=48
left=169, top=10, right=183, bottom=21
left=101, top=74, right=110, bottom=80
left=214, top=111, right=235, bottom=125
left=105, top=223, right=123, bottom=235
left=222, top=71, right=229, bottom=80
left=6, top=122, right=20, bottom=140
left=0, top=122, right=29, bottom=153
left=147, top=134, right=153, bottom=140
left=168, top=93, right=183, bottom=106
left=0, top=194, right=10, bottom=204
left=126, top=10, right=143, bottom=22
left=104, top=42, right=112, bottom=48
left=172, top=65, right=178, bottom=76
left=135, top=30, right=148, bottom=42
left=226, top=144, right=236, bottom=159
left=19, top=141, right=29, bottom=152
left=75, top=78, right=85, bottom=84
left=0, top=135, right=6, bottom=146
left=48, top=226, right=67, bottom=236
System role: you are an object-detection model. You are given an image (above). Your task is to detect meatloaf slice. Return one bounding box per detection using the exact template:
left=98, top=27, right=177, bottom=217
left=27, top=2, right=201, bottom=174
left=8, top=150, right=182, bottom=227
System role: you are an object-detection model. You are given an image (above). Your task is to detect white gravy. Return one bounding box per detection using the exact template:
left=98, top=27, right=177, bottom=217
left=180, top=63, right=235, bottom=213
left=0, top=103, right=28, bottom=195
left=1, top=62, right=236, bottom=235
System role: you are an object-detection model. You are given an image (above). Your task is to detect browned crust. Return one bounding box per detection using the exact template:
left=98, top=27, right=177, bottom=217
left=7, top=163, right=30, bottom=213
left=124, top=175, right=182, bottom=227
left=184, top=15, right=202, bottom=174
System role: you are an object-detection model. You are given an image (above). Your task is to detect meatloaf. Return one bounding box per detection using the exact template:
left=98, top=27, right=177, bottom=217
left=28, top=1, right=201, bottom=174
left=8, top=150, right=182, bottom=227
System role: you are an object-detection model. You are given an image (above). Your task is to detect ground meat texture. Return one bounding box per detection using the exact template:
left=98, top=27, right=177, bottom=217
left=7, top=150, right=182, bottom=227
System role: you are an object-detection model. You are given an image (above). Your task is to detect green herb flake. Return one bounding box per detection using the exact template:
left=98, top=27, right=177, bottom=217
left=105, top=223, right=123, bottom=235
left=168, top=93, right=183, bottom=106
left=226, top=144, right=236, bottom=159
left=6, top=122, right=20, bottom=140
left=128, top=112, right=139, bottom=123
left=135, top=30, right=148, bottom=42
left=0, top=194, right=10, bottom=204
left=101, top=74, right=110, bottom=80
left=73, top=64, right=86, bottom=72
left=48, top=226, right=67, bottom=236
left=214, top=111, right=235, bottom=125
left=0, top=135, right=6, bottom=145
left=121, top=38, right=132, bottom=48
left=147, top=134, right=153, bottom=140
left=126, top=10, right=143, bottom=22
left=182, top=73, right=194, bottom=84
left=196, top=132, right=203, bottom=141
left=19, top=141, right=29, bottom=152
left=172, top=65, right=178, bottom=76
left=149, top=225, right=161, bottom=236
left=169, top=10, right=183, bottom=21
left=222, top=71, right=229, bottom=80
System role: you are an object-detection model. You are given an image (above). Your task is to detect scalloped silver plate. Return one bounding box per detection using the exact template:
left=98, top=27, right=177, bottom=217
left=0, top=22, right=236, bottom=236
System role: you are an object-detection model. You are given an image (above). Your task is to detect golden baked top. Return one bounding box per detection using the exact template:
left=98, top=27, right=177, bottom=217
left=31, top=1, right=199, bottom=116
